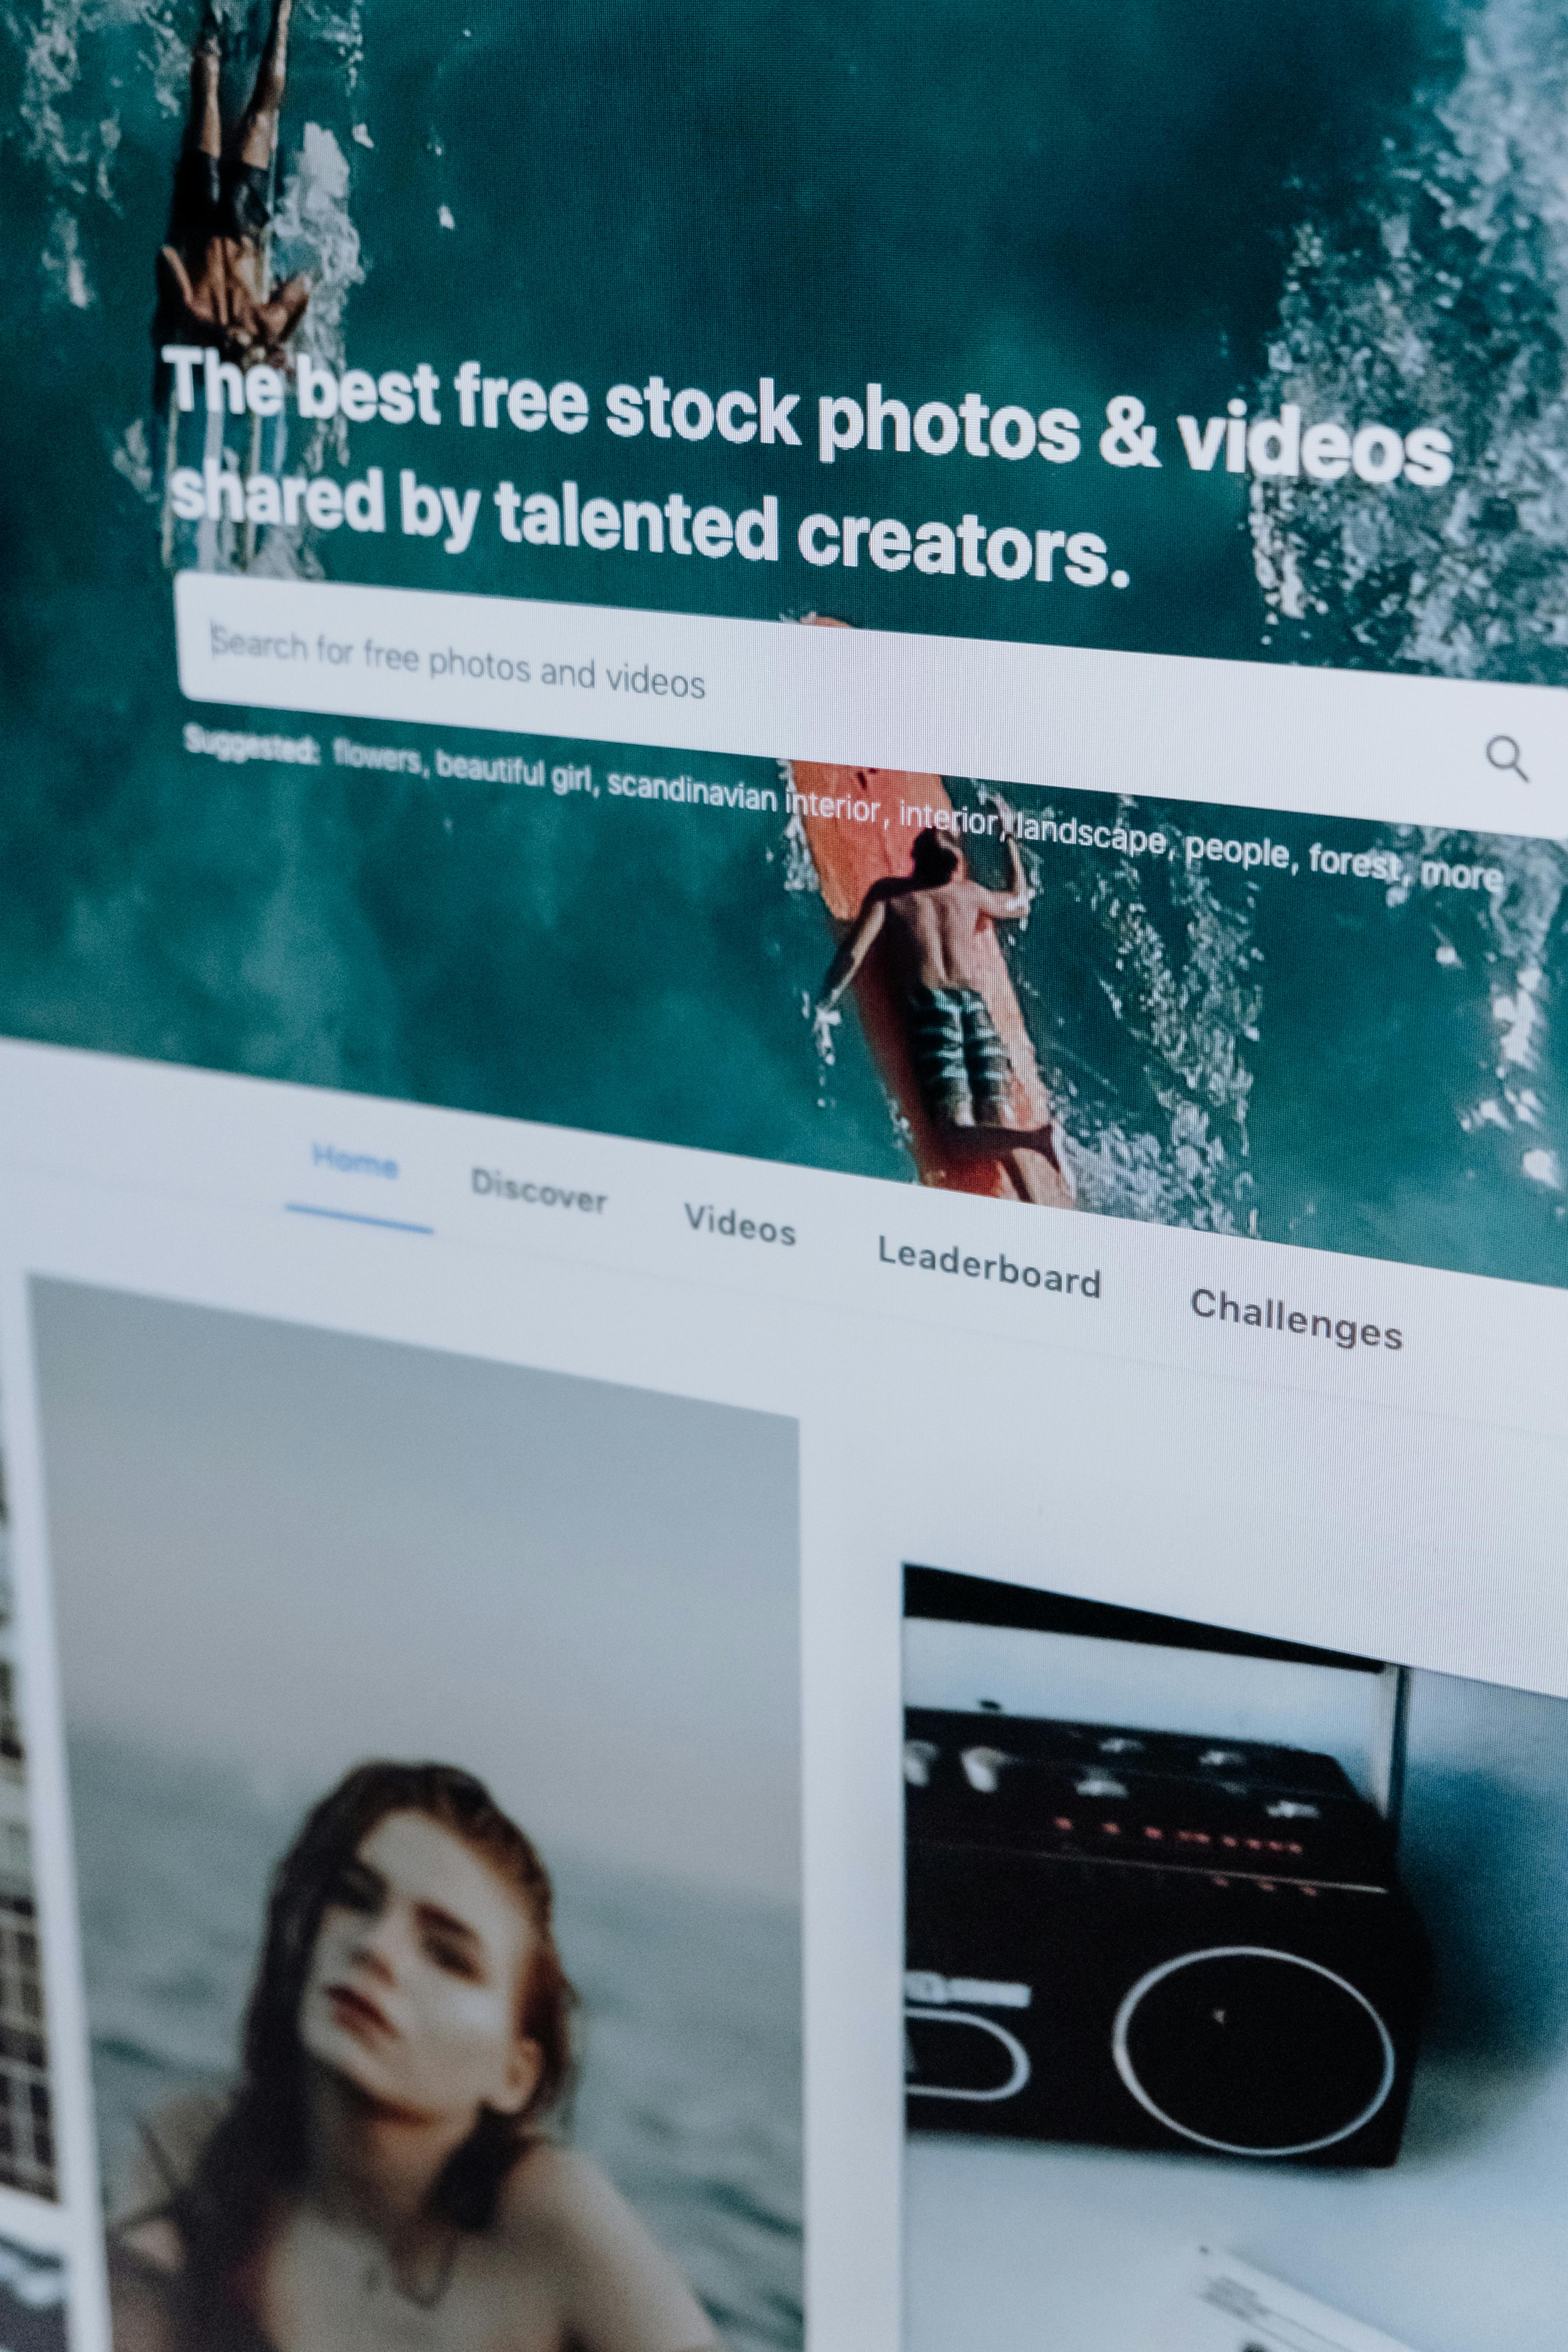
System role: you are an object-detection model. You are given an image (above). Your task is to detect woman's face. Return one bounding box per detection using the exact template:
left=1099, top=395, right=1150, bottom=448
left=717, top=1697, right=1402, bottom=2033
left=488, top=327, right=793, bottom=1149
left=298, top=1810, right=541, bottom=2126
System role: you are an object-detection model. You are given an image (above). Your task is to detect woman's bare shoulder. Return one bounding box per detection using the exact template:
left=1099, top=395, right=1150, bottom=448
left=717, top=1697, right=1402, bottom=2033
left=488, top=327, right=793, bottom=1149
left=497, top=2142, right=621, bottom=2238
left=496, top=2145, right=717, bottom=2349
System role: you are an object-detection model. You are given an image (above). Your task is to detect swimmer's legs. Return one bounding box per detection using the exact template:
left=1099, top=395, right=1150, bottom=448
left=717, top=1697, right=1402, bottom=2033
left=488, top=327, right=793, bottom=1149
left=187, top=5, right=223, bottom=161
left=237, top=0, right=293, bottom=170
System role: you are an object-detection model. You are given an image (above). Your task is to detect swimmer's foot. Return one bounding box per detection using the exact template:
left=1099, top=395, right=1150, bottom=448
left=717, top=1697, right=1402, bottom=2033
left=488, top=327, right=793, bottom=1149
left=942, top=1119, right=1066, bottom=1172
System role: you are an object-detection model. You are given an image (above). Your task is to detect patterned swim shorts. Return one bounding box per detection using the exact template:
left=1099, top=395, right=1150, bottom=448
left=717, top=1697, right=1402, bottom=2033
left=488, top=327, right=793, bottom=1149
left=909, top=986, right=1013, bottom=1125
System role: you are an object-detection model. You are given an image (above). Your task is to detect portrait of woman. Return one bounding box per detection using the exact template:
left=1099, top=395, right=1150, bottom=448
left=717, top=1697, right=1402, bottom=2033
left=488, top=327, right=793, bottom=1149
left=108, top=1761, right=718, bottom=2352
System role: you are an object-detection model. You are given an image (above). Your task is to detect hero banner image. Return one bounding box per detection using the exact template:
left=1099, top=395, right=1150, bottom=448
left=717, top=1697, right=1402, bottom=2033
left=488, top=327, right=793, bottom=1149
left=5, top=0, right=1562, bottom=672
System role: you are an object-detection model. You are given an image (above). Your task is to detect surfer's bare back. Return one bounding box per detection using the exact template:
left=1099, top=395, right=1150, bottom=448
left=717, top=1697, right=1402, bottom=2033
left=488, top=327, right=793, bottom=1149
left=817, top=801, right=1069, bottom=1187
left=156, top=0, right=310, bottom=373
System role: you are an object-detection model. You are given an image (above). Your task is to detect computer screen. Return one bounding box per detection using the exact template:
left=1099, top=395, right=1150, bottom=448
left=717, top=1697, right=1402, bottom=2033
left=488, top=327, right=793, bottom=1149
left=0, top=6, right=1564, bottom=2350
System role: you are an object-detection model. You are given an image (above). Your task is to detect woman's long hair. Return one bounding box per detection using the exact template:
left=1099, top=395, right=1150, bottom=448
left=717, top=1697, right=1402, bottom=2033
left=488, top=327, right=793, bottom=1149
left=174, top=1761, right=575, bottom=2324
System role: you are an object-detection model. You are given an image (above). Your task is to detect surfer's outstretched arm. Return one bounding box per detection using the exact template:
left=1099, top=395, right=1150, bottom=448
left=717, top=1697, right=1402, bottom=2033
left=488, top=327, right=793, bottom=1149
left=980, top=796, right=1033, bottom=921
left=237, top=0, right=294, bottom=171
left=817, top=896, right=886, bottom=1012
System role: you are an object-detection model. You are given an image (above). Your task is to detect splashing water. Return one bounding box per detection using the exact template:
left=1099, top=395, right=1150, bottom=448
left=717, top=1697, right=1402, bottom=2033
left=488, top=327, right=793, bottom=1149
left=167, top=109, right=363, bottom=582
left=1237, top=0, right=1568, bottom=1234
left=272, top=120, right=363, bottom=372
left=308, top=0, right=363, bottom=94
left=112, top=416, right=157, bottom=502
left=1249, top=0, right=1568, bottom=681
left=42, top=204, right=92, bottom=305
left=4, top=0, right=150, bottom=306
left=3, top=0, right=272, bottom=297
left=1446, top=830, right=1567, bottom=1200
left=1, top=0, right=367, bottom=570
left=778, top=780, right=820, bottom=901
left=1011, top=829, right=1263, bottom=1234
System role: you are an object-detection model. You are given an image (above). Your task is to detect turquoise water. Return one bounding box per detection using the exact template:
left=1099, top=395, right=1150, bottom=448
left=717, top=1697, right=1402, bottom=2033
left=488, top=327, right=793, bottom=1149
left=0, top=0, right=1564, bottom=1282
left=6, top=0, right=1524, bottom=656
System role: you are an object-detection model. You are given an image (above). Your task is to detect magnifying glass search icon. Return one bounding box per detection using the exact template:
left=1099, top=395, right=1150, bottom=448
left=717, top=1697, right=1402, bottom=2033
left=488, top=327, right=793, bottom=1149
left=1487, top=734, right=1529, bottom=782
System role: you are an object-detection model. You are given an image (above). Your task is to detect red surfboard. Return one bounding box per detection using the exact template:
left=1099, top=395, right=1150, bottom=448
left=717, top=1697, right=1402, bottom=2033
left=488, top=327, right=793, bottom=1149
left=791, top=639, right=1073, bottom=1208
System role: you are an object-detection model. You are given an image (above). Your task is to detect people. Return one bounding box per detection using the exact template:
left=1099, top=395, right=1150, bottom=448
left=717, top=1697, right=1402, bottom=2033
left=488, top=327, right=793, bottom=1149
left=156, top=0, right=310, bottom=375
left=817, top=801, right=1068, bottom=1191
left=108, top=1761, right=717, bottom=2352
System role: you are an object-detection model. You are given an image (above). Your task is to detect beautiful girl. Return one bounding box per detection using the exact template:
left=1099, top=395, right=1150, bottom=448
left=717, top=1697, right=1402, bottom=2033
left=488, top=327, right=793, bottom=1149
left=110, top=1761, right=717, bottom=2352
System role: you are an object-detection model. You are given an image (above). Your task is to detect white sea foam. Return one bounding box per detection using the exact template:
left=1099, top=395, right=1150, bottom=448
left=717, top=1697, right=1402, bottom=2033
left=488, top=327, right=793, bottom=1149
left=1249, top=0, right=1568, bottom=681
left=112, top=416, right=156, bottom=502
left=2, top=0, right=367, bottom=568
left=779, top=791, right=820, bottom=898
left=1440, top=827, right=1564, bottom=1189
left=272, top=119, right=363, bottom=366
left=8, top=0, right=200, bottom=282
left=1063, top=859, right=1260, bottom=1231
left=808, top=998, right=840, bottom=1067
left=307, top=0, right=363, bottom=93
left=42, top=202, right=92, bottom=305
left=8, top=0, right=120, bottom=306
left=1479, top=839, right=1565, bottom=1194
left=182, top=110, right=362, bottom=572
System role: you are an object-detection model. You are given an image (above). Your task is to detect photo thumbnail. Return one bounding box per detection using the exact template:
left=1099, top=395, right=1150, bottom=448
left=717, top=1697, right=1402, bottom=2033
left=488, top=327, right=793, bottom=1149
left=902, top=1566, right=1568, bottom=2352
left=32, top=1282, right=802, bottom=2352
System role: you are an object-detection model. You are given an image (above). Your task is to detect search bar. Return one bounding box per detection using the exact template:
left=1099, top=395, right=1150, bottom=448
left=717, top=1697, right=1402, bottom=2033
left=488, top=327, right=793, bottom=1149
left=175, top=571, right=1568, bottom=835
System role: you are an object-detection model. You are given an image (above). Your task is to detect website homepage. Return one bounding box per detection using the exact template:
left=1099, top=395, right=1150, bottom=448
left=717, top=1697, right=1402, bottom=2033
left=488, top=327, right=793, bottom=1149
left=0, top=8, right=1566, bottom=2352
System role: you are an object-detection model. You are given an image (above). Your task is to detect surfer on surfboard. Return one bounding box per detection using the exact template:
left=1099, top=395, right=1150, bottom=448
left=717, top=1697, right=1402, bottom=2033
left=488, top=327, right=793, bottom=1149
left=156, top=0, right=310, bottom=375
left=816, top=799, right=1070, bottom=1192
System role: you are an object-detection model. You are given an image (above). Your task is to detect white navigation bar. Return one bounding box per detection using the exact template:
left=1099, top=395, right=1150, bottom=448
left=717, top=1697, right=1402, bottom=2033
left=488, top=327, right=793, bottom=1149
left=6, top=1032, right=1566, bottom=1456
left=4, top=1035, right=1568, bottom=1712
left=175, top=571, right=1568, bottom=836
